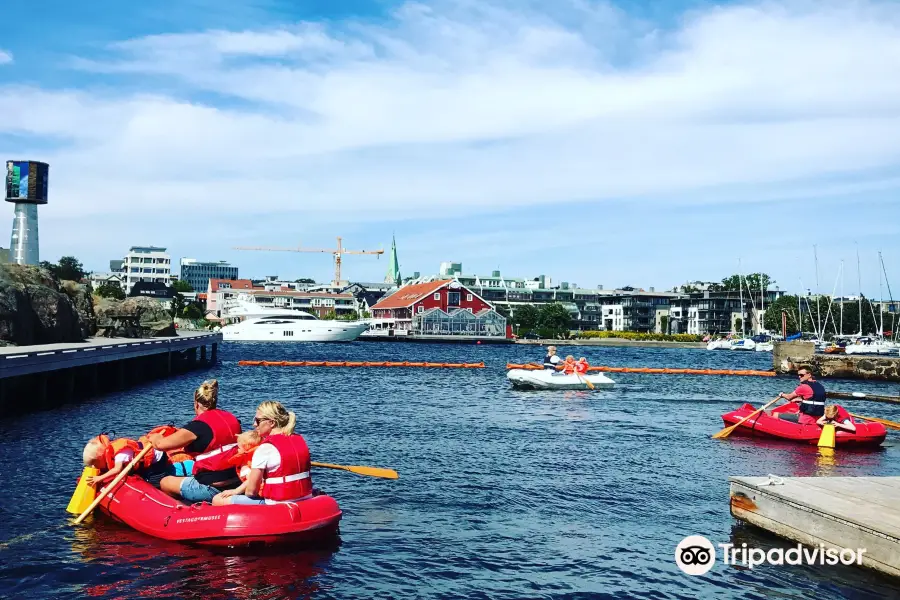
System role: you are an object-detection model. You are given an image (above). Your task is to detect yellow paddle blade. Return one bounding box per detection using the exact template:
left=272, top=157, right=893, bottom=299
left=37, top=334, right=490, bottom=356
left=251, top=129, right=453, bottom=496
left=849, top=413, right=900, bottom=430
left=711, top=422, right=741, bottom=440
left=818, top=423, right=836, bottom=448
left=311, top=461, right=399, bottom=479
left=66, top=467, right=99, bottom=515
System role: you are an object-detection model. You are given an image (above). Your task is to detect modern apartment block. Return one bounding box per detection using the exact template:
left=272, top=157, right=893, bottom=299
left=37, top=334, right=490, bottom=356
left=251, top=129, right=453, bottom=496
left=180, top=258, right=238, bottom=293
left=122, top=246, right=171, bottom=294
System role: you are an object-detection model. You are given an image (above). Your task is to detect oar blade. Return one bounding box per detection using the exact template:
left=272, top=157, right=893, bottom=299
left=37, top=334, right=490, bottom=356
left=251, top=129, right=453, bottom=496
left=347, top=466, right=399, bottom=479
left=711, top=423, right=739, bottom=439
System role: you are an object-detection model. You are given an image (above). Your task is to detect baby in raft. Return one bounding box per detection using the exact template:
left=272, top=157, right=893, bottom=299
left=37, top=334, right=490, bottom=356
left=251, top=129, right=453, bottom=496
left=81, top=428, right=195, bottom=487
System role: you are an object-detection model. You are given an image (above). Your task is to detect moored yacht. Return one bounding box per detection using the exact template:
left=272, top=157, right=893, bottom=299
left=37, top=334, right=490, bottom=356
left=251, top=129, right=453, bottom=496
left=220, top=299, right=369, bottom=342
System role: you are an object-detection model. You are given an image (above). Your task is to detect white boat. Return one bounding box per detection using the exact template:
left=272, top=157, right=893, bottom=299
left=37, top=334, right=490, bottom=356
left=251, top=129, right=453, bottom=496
left=220, top=299, right=369, bottom=342
left=706, top=339, right=732, bottom=350
left=506, top=369, right=616, bottom=390
left=754, top=342, right=774, bottom=352
left=729, top=338, right=756, bottom=351
left=844, top=337, right=898, bottom=355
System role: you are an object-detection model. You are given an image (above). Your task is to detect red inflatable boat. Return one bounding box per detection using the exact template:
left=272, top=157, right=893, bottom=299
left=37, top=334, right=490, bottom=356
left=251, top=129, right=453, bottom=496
left=96, top=476, right=342, bottom=548
left=720, top=402, right=887, bottom=447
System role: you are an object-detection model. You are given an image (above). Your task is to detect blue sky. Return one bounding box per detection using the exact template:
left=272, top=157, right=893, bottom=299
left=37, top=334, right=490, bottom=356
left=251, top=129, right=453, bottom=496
left=2, top=0, right=900, bottom=297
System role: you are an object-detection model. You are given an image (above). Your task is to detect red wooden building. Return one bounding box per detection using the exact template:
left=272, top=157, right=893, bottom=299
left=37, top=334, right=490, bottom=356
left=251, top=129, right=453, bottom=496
left=370, top=279, right=507, bottom=337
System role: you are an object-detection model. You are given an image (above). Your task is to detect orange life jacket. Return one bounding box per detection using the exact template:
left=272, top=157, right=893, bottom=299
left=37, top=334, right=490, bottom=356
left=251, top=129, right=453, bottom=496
left=226, top=447, right=264, bottom=492
left=560, top=362, right=576, bottom=375
left=98, top=434, right=154, bottom=472
left=143, top=425, right=191, bottom=464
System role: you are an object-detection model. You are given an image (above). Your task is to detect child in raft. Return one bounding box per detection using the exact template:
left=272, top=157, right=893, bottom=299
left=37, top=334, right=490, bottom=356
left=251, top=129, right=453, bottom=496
left=556, top=355, right=577, bottom=375
left=82, top=435, right=169, bottom=487
left=816, top=405, right=857, bottom=433
left=575, top=357, right=590, bottom=374
left=213, top=431, right=264, bottom=505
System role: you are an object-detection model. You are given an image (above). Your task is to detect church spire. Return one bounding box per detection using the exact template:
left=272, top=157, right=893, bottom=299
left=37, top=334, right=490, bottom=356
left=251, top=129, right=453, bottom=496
left=385, top=234, right=401, bottom=287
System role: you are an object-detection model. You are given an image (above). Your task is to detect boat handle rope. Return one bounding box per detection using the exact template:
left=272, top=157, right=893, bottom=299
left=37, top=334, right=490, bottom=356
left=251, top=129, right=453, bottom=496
left=759, top=474, right=785, bottom=486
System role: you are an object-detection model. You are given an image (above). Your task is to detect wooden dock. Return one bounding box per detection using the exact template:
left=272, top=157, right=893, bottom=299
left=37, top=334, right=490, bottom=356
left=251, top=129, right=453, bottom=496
left=729, top=476, right=900, bottom=577
left=0, top=331, right=221, bottom=416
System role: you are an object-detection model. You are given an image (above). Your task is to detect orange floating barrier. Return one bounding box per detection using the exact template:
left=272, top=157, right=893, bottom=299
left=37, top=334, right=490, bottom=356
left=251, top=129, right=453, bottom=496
left=305, top=361, right=325, bottom=367
left=364, top=361, right=386, bottom=367
left=345, top=361, right=364, bottom=367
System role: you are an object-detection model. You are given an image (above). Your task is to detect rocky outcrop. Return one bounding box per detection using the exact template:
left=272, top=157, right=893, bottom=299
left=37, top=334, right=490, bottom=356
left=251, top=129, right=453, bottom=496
left=773, top=340, right=900, bottom=382
left=0, top=264, right=93, bottom=346
left=95, top=296, right=176, bottom=338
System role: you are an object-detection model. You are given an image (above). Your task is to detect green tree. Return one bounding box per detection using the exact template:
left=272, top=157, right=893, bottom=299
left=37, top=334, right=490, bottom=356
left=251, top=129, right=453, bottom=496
left=170, top=293, right=185, bottom=318
left=660, top=315, right=670, bottom=335
left=295, top=278, right=316, bottom=284
left=173, top=279, right=194, bottom=293
left=513, top=304, right=540, bottom=331
left=182, top=303, right=203, bottom=319
left=40, top=256, right=86, bottom=281
left=323, top=310, right=337, bottom=320
left=340, top=310, right=360, bottom=320
left=720, top=273, right=774, bottom=292
left=361, top=310, right=371, bottom=318
left=539, top=302, right=571, bottom=334
left=95, top=282, right=125, bottom=300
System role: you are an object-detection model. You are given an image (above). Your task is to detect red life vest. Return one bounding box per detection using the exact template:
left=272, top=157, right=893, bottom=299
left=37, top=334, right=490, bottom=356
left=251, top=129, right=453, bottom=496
left=575, top=362, right=589, bottom=374
left=99, top=435, right=154, bottom=472
left=830, top=405, right=855, bottom=424
left=190, top=409, right=242, bottom=475
left=260, top=434, right=312, bottom=501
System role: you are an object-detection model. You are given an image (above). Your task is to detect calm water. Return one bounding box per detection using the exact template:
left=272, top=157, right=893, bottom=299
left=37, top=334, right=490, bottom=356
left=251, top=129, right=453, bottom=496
left=3, top=342, right=900, bottom=599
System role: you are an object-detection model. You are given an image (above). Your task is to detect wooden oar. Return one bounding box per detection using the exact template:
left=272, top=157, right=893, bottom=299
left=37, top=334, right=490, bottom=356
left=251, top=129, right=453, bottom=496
left=74, top=444, right=153, bottom=525
left=849, top=413, right=900, bottom=430
left=712, top=396, right=782, bottom=440
left=312, top=461, right=399, bottom=479
left=575, top=372, right=595, bottom=390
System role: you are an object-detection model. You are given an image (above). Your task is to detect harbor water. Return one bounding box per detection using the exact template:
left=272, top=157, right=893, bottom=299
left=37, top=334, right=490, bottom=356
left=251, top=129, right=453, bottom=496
left=3, top=342, right=900, bottom=599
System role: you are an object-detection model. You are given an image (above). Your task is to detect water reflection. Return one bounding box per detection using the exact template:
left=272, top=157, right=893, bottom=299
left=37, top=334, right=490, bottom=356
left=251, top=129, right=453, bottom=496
left=71, top=518, right=339, bottom=599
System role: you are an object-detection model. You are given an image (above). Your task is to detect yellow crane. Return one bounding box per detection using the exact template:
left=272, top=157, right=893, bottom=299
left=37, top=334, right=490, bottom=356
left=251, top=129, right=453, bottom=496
left=233, top=236, right=384, bottom=286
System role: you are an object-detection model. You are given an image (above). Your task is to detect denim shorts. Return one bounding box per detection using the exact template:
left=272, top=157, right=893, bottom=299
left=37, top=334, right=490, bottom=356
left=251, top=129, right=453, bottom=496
left=179, top=477, right=221, bottom=503
left=229, top=495, right=268, bottom=505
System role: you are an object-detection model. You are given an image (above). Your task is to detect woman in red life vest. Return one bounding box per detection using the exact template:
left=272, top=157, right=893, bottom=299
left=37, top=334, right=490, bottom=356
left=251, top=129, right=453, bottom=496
left=816, top=404, right=857, bottom=433
left=575, top=357, right=589, bottom=374
left=149, top=379, right=243, bottom=503
left=212, top=400, right=313, bottom=506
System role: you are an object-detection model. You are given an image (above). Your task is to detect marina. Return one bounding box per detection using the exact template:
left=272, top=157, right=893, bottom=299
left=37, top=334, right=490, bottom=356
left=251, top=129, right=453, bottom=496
left=729, top=476, right=900, bottom=577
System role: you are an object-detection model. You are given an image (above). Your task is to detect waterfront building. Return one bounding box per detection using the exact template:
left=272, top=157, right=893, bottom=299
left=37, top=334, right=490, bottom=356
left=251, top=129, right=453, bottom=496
left=242, top=289, right=358, bottom=319
left=122, top=246, right=171, bottom=295
left=88, top=271, right=125, bottom=291
left=668, top=289, right=785, bottom=335
left=207, top=278, right=258, bottom=317
left=129, top=281, right=175, bottom=310
left=369, top=279, right=506, bottom=337
left=180, top=258, right=238, bottom=293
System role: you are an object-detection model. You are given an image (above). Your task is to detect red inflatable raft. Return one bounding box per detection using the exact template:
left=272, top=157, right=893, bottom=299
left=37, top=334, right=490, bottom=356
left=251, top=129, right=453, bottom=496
left=720, top=402, right=887, bottom=447
left=96, top=476, right=342, bottom=548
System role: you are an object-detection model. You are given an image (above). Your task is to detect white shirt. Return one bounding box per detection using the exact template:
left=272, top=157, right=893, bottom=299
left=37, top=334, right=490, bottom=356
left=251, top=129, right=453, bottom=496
left=114, top=448, right=165, bottom=466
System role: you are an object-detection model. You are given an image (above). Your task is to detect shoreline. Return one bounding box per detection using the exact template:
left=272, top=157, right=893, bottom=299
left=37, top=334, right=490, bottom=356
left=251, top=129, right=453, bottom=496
left=513, top=339, right=707, bottom=348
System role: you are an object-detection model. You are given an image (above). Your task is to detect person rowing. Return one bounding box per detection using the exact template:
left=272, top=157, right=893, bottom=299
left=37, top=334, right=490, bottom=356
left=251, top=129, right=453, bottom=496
left=771, top=366, right=826, bottom=425
left=543, top=346, right=561, bottom=370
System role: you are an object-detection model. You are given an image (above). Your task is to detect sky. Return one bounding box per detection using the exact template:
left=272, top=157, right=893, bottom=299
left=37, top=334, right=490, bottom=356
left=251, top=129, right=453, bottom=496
left=2, top=0, right=900, bottom=297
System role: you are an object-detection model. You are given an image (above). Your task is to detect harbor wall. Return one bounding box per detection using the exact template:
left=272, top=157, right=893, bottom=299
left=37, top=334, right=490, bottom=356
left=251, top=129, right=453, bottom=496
left=773, top=341, right=900, bottom=382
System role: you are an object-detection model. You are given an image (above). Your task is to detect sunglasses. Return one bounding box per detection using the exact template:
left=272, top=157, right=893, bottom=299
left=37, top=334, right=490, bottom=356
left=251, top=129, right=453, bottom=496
left=253, top=417, right=273, bottom=426
left=798, top=373, right=809, bottom=378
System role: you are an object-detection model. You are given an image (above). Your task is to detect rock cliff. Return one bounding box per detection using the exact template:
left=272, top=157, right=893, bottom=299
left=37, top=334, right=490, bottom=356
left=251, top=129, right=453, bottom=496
left=95, top=296, right=177, bottom=338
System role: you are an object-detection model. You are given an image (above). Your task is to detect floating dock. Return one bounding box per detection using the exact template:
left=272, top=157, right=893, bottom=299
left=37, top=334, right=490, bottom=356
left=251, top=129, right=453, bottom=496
left=729, top=475, right=900, bottom=577
left=0, top=331, right=221, bottom=416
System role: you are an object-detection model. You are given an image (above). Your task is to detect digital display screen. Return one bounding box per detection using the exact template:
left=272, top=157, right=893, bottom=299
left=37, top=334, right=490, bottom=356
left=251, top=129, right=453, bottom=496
left=5, top=161, right=48, bottom=203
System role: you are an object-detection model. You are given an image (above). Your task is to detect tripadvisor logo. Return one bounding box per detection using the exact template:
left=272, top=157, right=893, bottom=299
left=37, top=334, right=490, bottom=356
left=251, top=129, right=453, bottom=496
left=675, top=536, right=867, bottom=575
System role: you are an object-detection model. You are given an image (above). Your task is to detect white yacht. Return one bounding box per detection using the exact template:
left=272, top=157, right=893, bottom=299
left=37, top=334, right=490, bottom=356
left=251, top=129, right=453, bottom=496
left=844, top=336, right=898, bottom=355
left=220, top=298, right=369, bottom=342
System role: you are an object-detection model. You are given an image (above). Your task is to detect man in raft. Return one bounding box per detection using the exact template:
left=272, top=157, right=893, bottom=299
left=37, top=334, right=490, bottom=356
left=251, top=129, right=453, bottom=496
left=543, top=346, right=561, bottom=370
left=771, top=366, right=827, bottom=424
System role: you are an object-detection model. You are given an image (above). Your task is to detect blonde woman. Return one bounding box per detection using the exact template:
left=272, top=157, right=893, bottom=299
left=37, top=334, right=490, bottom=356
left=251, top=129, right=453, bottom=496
left=213, top=400, right=313, bottom=506
left=150, top=379, right=243, bottom=502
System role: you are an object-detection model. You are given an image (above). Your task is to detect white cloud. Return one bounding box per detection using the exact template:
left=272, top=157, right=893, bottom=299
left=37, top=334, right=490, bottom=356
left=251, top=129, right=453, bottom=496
left=0, top=50, right=12, bottom=65
left=2, top=0, right=900, bottom=226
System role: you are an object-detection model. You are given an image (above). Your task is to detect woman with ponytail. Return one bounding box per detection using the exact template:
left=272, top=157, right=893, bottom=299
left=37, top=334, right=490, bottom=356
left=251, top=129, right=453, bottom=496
left=150, top=379, right=243, bottom=502
left=213, top=400, right=312, bottom=506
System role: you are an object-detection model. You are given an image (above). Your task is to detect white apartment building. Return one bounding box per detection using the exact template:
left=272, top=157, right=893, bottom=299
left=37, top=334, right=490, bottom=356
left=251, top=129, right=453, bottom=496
left=122, top=246, right=171, bottom=294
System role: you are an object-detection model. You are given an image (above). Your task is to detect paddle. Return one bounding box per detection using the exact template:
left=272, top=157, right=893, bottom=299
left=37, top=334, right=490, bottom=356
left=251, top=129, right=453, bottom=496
left=848, top=413, right=900, bottom=430
left=576, top=373, right=594, bottom=390
left=817, top=423, right=836, bottom=448
left=311, top=461, right=399, bottom=479
left=74, top=444, right=153, bottom=525
left=712, top=396, right=782, bottom=440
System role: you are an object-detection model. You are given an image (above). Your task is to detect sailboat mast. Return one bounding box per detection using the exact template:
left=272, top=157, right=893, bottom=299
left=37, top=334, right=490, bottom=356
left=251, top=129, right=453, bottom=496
left=879, top=250, right=884, bottom=338
left=856, top=243, right=863, bottom=336
left=738, top=260, right=745, bottom=337
left=814, top=245, right=822, bottom=340
left=840, top=259, right=844, bottom=336
left=760, top=274, right=765, bottom=335
left=880, top=250, right=897, bottom=342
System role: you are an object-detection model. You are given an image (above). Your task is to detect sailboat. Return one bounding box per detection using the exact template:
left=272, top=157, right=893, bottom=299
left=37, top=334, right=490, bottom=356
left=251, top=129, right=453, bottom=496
left=730, top=266, right=756, bottom=350
left=844, top=249, right=898, bottom=355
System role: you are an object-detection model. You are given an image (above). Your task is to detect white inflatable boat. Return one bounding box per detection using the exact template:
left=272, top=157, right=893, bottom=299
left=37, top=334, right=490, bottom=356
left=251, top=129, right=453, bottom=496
left=506, top=369, right=616, bottom=390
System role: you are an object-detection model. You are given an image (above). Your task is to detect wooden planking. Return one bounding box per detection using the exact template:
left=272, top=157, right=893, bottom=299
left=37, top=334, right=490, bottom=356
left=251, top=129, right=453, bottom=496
left=731, top=476, right=900, bottom=539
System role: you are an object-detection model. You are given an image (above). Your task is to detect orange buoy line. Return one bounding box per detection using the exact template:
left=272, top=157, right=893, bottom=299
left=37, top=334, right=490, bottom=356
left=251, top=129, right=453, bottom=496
left=239, top=360, right=485, bottom=368
left=506, top=363, right=777, bottom=377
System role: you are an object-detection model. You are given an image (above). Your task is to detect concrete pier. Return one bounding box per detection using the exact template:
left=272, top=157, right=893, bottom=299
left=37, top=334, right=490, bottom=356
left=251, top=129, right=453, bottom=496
left=729, top=476, right=900, bottom=577
left=0, top=331, right=221, bottom=417
left=773, top=341, right=900, bottom=381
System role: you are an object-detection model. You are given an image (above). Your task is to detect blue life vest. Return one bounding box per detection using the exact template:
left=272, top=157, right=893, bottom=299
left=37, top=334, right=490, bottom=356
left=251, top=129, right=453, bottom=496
left=543, top=354, right=559, bottom=369
left=799, top=380, right=826, bottom=417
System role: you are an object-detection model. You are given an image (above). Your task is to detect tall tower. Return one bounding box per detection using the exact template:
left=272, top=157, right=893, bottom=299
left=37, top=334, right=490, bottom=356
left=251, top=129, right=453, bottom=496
left=385, top=234, right=401, bottom=287
left=5, top=160, right=49, bottom=265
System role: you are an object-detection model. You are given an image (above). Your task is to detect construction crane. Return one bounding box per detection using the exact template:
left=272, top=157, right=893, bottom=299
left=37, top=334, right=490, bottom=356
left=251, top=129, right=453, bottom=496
left=233, top=236, right=384, bottom=286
